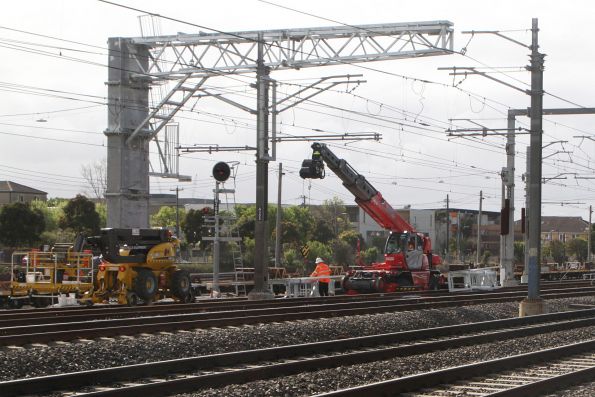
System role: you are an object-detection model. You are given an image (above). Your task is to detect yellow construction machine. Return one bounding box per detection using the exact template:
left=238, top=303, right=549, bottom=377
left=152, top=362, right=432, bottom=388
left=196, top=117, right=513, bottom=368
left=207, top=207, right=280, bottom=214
left=83, top=228, right=195, bottom=306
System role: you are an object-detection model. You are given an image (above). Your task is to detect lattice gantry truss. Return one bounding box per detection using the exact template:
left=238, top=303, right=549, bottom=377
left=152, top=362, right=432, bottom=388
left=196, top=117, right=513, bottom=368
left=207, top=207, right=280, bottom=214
left=130, top=21, right=454, bottom=80
left=106, top=21, right=453, bottom=228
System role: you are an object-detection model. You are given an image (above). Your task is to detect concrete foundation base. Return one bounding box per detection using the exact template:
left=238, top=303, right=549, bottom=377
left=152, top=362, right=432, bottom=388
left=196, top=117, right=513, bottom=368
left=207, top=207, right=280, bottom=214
left=501, top=279, right=519, bottom=287
left=247, top=290, right=275, bottom=301
left=520, top=274, right=528, bottom=284
left=519, top=298, right=548, bottom=317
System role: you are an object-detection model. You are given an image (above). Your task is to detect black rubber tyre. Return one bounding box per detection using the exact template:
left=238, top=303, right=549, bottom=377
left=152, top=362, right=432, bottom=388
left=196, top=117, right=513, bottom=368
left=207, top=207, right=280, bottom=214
left=8, top=298, right=23, bottom=309
left=429, top=275, right=440, bottom=291
left=32, top=296, right=52, bottom=308
left=126, top=291, right=139, bottom=306
left=396, top=276, right=413, bottom=286
left=171, top=270, right=191, bottom=300
left=133, top=269, right=157, bottom=301
left=184, top=287, right=196, bottom=303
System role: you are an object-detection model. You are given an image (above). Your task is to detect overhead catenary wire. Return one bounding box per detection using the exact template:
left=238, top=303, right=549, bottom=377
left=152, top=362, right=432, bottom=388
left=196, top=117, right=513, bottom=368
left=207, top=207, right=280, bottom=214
left=2, top=7, right=592, bottom=209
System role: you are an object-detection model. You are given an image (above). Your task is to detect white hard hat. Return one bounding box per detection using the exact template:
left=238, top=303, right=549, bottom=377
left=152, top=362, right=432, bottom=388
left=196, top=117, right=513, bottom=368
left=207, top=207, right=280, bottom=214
left=315, top=257, right=323, bottom=264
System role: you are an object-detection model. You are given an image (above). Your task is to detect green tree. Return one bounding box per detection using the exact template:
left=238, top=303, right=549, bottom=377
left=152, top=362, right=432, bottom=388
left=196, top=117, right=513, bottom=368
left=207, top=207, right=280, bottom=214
left=282, top=206, right=315, bottom=245
left=369, top=234, right=388, bottom=253
left=310, top=197, right=349, bottom=239
left=59, top=195, right=100, bottom=235
left=30, top=199, right=71, bottom=244
left=514, top=241, right=525, bottom=265
left=548, top=240, right=566, bottom=264
left=95, top=202, right=107, bottom=228
left=566, top=238, right=588, bottom=262
left=363, top=246, right=380, bottom=264
left=331, top=239, right=353, bottom=267
left=234, top=205, right=256, bottom=240
left=283, top=248, right=305, bottom=274
left=338, top=229, right=361, bottom=247
left=0, top=202, right=45, bottom=247
left=305, top=240, right=332, bottom=265
left=181, top=209, right=205, bottom=246
left=242, top=236, right=255, bottom=267
left=311, top=220, right=335, bottom=243
left=30, top=200, right=60, bottom=232
left=481, top=250, right=492, bottom=266
left=150, top=206, right=185, bottom=229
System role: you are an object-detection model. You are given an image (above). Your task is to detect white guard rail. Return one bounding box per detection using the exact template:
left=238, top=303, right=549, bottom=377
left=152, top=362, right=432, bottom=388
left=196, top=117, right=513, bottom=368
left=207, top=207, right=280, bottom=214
left=269, top=275, right=344, bottom=298
left=448, top=267, right=500, bottom=292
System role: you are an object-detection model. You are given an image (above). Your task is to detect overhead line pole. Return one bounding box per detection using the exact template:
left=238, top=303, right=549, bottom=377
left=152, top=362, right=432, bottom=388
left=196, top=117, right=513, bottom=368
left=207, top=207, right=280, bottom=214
left=446, top=194, right=450, bottom=263
left=589, top=205, right=593, bottom=263
left=275, top=163, right=284, bottom=267
left=250, top=34, right=275, bottom=300
left=477, top=190, right=482, bottom=266
left=522, top=18, right=545, bottom=315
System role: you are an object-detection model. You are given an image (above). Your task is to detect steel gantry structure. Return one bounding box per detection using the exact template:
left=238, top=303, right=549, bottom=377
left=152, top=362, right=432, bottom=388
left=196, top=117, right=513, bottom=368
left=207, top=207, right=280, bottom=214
left=105, top=20, right=454, bottom=298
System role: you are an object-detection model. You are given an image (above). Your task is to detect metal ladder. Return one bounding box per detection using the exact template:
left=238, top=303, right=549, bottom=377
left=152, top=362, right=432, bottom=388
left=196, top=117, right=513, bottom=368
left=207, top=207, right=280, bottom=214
left=220, top=176, right=247, bottom=297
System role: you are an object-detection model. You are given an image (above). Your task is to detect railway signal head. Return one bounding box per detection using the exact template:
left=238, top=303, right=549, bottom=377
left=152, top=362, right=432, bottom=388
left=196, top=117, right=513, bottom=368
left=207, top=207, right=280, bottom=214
left=212, top=162, right=231, bottom=182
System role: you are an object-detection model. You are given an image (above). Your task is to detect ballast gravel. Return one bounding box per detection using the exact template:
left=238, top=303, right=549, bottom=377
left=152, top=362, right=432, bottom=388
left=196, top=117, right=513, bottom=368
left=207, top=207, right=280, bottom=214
left=0, top=296, right=594, bottom=395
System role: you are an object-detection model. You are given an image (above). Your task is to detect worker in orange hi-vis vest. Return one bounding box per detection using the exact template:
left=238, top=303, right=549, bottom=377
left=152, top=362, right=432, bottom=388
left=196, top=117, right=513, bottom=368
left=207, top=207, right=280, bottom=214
left=311, top=257, right=331, bottom=296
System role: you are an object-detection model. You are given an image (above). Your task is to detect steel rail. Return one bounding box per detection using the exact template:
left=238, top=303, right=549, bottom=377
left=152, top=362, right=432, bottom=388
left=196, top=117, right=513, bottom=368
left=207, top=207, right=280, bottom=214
left=319, top=340, right=595, bottom=396
left=0, top=280, right=589, bottom=321
left=2, top=309, right=594, bottom=397
left=0, top=289, right=594, bottom=346
left=0, top=285, right=592, bottom=328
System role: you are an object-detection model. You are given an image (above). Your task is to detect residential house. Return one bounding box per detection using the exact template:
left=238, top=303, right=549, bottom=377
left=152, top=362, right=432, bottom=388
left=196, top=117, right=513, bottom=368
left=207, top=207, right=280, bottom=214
left=539, top=216, right=589, bottom=244
left=0, top=181, right=47, bottom=206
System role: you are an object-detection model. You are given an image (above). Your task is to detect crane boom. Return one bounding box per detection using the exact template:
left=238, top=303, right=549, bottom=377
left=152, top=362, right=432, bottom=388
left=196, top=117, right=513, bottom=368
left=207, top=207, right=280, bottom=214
left=300, top=142, right=443, bottom=293
left=301, top=143, right=416, bottom=233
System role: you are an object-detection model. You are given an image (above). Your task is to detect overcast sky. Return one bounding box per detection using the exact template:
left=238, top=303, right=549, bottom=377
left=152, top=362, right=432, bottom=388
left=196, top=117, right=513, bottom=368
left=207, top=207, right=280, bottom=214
left=1, top=0, right=594, bottom=221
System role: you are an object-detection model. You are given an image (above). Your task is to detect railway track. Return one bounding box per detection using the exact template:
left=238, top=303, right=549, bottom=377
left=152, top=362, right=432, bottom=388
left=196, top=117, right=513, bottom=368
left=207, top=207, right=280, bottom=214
left=2, top=308, right=594, bottom=397
left=0, top=283, right=591, bottom=326
left=321, top=340, right=595, bottom=397
left=0, top=287, right=593, bottom=346
left=0, top=280, right=589, bottom=320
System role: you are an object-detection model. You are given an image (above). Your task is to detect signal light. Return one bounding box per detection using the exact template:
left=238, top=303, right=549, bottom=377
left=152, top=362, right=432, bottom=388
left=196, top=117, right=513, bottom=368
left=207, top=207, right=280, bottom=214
left=119, top=265, right=126, bottom=272
left=500, top=199, right=510, bottom=235
left=212, top=162, right=231, bottom=182
left=521, top=208, right=526, bottom=234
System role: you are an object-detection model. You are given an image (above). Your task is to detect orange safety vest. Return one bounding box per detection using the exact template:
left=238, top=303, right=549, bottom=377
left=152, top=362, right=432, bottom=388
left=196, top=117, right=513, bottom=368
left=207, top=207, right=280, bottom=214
left=311, top=262, right=331, bottom=283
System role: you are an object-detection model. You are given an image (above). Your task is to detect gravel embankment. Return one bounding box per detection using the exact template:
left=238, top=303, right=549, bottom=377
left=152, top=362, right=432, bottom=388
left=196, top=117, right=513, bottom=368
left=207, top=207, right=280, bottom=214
left=545, top=381, right=595, bottom=397
left=0, top=296, right=593, bottom=394
left=189, top=326, right=595, bottom=397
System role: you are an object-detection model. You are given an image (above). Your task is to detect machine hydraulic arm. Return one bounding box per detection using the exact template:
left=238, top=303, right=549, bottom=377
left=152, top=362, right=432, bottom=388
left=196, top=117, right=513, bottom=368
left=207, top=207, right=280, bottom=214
left=300, top=142, right=414, bottom=234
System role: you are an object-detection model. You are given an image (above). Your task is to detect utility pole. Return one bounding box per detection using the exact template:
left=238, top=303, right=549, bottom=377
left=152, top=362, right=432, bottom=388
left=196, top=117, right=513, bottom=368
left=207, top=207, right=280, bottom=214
left=589, top=205, right=593, bottom=263
left=522, top=146, right=530, bottom=284
left=249, top=35, right=275, bottom=300
left=521, top=18, right=546, bottom=316
left=212, top=182, right=221, bottom=297
left=170, top=186, right=183, bottom=238
left=275, top=163, right=284, bottom=267
left=500, top=110, right=518, bottom=287
left=450, top=20, right=544, bottom=313
left=299, top=195, right=307, bottom=207
left=446, top=194, right=450, bottom=263
left=477, top=190, right=483, bottom=266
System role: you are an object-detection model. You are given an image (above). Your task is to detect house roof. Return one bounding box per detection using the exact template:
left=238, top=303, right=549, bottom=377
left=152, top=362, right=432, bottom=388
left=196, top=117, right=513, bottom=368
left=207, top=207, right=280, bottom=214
left=0, top=181, right=47, bottom=195
left=540, top=216, right=588, bottom=233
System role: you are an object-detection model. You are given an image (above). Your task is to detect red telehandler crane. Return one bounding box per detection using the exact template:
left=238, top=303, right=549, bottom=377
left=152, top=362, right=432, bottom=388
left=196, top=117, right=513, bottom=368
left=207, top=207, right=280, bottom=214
left=300, top=142, right=444, bottom=293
